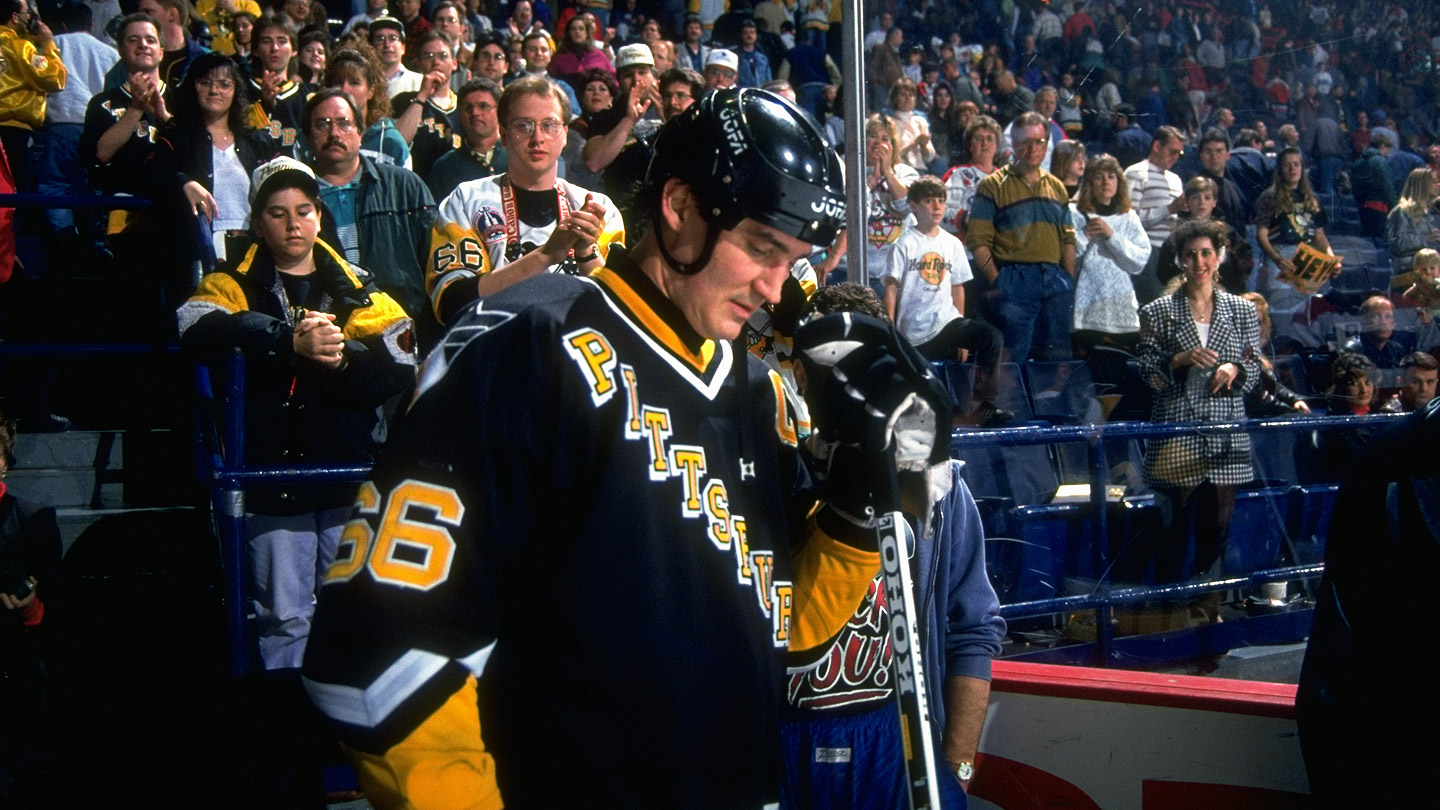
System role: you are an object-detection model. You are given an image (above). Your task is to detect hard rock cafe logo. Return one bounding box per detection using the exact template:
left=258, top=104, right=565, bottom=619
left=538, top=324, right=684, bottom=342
left=786, top=576, right=894, bottom=711
left=917, top=251, right=947, bottom=285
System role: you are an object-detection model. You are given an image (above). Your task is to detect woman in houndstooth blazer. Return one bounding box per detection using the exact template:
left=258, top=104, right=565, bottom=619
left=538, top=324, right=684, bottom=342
left=1136, top=219, right=1264, bottom=584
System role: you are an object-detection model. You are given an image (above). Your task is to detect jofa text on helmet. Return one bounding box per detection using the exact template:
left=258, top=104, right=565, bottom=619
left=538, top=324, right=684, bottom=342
left=719, top=104, right=747, bottom=156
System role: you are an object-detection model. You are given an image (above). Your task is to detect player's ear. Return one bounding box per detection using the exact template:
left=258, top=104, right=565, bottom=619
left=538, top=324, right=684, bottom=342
left=659, top=177, right=695, bottom=232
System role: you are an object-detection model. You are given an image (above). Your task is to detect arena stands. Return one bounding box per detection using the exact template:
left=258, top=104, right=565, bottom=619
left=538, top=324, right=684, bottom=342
left=3, top=0, right=1440, bottom=802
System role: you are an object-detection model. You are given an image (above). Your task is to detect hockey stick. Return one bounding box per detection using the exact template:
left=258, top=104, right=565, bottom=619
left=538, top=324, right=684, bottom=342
left=873, top=505, right=942, bottom=810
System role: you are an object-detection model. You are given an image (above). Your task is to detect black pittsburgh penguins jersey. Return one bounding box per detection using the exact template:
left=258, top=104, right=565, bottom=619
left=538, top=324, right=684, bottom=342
left=303, top=247, right=877, bottom=809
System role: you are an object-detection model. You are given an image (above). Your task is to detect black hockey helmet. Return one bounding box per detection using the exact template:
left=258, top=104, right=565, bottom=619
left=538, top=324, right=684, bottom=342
left=642, top=88, right=845, bottom=273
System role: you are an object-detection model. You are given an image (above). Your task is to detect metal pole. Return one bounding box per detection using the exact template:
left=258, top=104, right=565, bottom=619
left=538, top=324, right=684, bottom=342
left=222, top=348, right=250, bottom=675
left=842, top=0, right=868, bottom=285
left=1086, top=431, right=1113, bottom=665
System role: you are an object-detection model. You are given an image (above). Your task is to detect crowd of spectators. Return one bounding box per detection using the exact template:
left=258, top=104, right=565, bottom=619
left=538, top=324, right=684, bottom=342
left=0, top=0, right=1438, bottom=426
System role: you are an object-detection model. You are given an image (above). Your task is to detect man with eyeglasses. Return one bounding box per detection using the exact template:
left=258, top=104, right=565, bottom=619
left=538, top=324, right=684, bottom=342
left=470, top=32, right=508, bottom=84
left=389, top=0, right=430, bottom=71
left=520, top=30, right=580, bottom=115
left=426, top=74, right=625, bottom=324
left=1124, top=125, right=1187, bottom=304
left=369, top=16, right=421, bottom=101
left=427, top=77, right=507, bottom=201
left=303, top=88, right=438, bottom=340
left=392, top=31, right=462, bottom=179
left=967, top=110, right=1076, bottom=362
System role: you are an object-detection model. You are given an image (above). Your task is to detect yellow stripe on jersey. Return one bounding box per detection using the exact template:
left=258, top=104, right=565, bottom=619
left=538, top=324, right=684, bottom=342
left=789, top=517, right=881, bottom=653
left=591, top=266, right=716, bottom=373
left=426, top=220, right=490, bottom=321
left=343, top=675, right=503, bottom=810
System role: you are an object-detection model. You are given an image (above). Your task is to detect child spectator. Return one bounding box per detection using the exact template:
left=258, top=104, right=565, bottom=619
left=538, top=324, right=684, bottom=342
left=884, top=175, right=1010, bottom=426
left=176, top=158, right=416, bottom=669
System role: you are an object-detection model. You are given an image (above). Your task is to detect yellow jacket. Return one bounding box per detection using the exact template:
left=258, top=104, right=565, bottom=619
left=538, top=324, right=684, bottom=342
left=0, top=25, right=66, bottom=130
left=194, top=0, right=263, bottom=56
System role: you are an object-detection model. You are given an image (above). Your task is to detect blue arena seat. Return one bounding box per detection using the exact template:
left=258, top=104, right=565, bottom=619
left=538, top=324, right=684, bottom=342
left=953, top=362, right=1061, bottom=504
left=1288, top=484, right=1340, bottom=564
left=994, top=362, right=1032, bottom=421
left=1250, top=429, right=1299, bottom=487
left=932, top=360, right=976, bottom=413
left=1223, top=487, right=1291, bottom=575
left=1001, top=503, right=1097, bottom=602
left=1024, top=360, right=1106, bottom=424
left=1270, top=354, right=1309, bottom=398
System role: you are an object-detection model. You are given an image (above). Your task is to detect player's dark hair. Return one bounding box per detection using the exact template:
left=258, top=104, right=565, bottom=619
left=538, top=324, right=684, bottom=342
left=659, top=66, right=704, bottom=101
left=805, top=283, right=887, bottom=320
left=1200, top=126, right=1231, bottom=151
left=906, top=175, right=946, bottom=204
left=117, top=12, right=161, bottom=45
left=1402, top=351, right=1439, bottom=372
left=458, top=77, right=502, bottom=106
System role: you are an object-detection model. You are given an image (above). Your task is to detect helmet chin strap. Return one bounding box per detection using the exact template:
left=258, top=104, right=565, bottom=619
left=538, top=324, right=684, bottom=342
left=653, top=208, right=724, bottom=276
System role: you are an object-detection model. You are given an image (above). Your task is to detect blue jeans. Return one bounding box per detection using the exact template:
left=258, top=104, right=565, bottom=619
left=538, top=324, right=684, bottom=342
left=1316, top=155, right=1344, bottom=195
left=990, top=262, right=1074, bottom=362
left=36, top=123, right=87, bottom=230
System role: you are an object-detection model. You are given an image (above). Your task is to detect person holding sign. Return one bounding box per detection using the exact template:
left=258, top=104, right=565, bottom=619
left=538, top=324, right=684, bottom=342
left=1254, top=147, right=1339, bottom=344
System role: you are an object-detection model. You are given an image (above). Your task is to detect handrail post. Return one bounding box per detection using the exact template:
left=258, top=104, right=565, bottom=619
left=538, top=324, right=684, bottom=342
left=219, top=485, right=249, bottom=675
left=220, top=348, right=249, bottom=674
left=1086, top=430, right=1113, bottom=664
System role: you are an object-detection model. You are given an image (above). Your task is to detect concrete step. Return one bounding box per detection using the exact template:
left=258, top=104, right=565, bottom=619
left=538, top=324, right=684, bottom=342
left=55, top=505, right=202, bottom=558
left=6, top=468, right=124, bottom=510
left=13, top=430, right=121, bottom=471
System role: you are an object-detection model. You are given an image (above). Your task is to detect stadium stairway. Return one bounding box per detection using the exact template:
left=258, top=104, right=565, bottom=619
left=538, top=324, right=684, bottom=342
left=10, top=429, right=203, bottom=553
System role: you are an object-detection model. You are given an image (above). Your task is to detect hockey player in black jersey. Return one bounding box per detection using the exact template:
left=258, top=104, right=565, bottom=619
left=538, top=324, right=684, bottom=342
left=302, top=87, right=951, bottom=809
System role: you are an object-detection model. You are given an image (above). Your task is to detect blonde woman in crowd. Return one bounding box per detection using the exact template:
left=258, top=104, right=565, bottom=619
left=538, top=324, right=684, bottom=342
left=1070, top=154, right=1151, bottom=354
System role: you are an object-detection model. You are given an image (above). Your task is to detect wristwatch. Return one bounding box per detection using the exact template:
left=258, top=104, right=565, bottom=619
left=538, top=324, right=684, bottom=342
left=951, top=759, right=974, bottom=783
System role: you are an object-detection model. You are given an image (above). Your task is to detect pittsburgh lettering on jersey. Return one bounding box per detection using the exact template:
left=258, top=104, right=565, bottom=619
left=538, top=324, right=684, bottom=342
left=786, top=577, right=894, bottom=711
left=562, top=328, right=618, bottom=406
left=563, top=327, right=794, bottom=645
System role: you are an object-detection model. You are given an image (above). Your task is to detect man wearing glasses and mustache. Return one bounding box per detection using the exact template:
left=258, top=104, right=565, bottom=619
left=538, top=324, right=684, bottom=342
left=303, top=88, right=437, bottom=344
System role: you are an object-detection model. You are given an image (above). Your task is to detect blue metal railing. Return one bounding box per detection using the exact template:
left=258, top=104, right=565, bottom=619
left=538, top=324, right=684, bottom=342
left=951, top=412, right=1402, bottom=663
left=199, top=346, right=1404, bottom=673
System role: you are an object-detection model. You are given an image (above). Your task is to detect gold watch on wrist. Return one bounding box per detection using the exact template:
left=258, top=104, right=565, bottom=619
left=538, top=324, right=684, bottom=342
left=951, top=759, right=974, bottom=783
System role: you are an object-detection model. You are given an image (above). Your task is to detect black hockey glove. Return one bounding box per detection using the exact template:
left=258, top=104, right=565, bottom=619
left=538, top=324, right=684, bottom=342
left=794, top=313, right=953, bottom=524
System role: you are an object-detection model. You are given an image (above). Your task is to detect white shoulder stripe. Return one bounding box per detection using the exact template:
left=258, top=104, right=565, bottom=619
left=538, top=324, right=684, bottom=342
left=302, top=642, right=496, bottom=728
